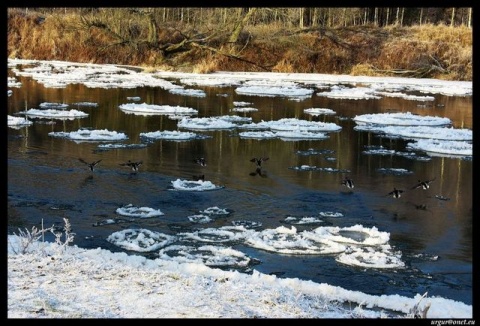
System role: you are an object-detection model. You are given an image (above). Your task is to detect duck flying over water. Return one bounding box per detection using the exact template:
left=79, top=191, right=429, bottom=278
left=194, top=157, right=206, bottom=166
left=78, top=158, right=102, bottom=172
left=387, top=188, right=404, bottom=198
left=341, top=177, right=354, bottom=189
left=250, top=157, right=269, bottom=168
left=412, top=178, right=436, bottom=190
left=119, top=160, right=143, bottom=172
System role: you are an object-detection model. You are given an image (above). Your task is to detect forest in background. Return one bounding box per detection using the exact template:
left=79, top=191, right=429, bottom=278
left=7, top=8, right=472, bottom=81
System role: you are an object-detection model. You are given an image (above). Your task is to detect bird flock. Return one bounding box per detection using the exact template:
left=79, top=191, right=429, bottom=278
left=79, top=156, right=437, bottom=199
left=341, top=175, right=436, bottom=199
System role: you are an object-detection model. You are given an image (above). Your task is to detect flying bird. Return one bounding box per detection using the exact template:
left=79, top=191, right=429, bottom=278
left=387, top=188, right=404, bottom=198
left=78, top=158, right=102, bottom=172
left=412, top=178, right=436, bottom=190
left=194, top=157, right=206, bottom=166
left=120, top=160, right=143, bottom=172
left=341, top=177, right=354, bottom=189
left=250, top=157, right=269, bottom=168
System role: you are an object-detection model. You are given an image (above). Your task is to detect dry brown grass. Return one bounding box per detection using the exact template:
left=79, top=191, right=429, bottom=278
left=350, top=63, right=382, bottom=77
left=193, top=54, right=219, bottom=74
left=7, top=10, right=472, bottom=81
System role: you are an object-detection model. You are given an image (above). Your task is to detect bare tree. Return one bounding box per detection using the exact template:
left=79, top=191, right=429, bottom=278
left=468, top=7, right=472, bottom=27
left=450, top=7, right=456, bottom=27
left=229, top=8, right=257, bottom=43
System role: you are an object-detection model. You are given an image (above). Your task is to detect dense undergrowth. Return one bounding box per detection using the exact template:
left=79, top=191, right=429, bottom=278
left=7, top=9, right=472, bottom=81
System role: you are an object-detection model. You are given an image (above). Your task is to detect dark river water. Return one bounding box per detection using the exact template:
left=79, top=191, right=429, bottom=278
left=7, top=67, right=472, bottom=305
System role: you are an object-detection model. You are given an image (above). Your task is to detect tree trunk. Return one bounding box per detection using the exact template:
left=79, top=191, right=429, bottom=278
left=229, top=8, right=257, bottom=43
left=468, top=8, right=472, bottom=27
left=147, top=11, right=157, bottom=44
left=312, top=8, right=318, bottom=27
left=451, top=8, right=456, bottom=27
left=299, top=8, right=304, bottom=29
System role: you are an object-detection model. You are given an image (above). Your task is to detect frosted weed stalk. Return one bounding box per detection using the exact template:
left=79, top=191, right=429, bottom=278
left=52, top=218, right=75, bottom=252
left=9, top=218, right=75, bottom=255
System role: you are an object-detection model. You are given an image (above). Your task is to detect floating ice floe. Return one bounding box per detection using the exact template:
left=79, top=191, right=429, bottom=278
left=304, top=108, right=336, bottom=116
left=236, top=122, right=271, bottom=130
left=92, top=218, right=118, bottom=226
left=283, top=216, right=327, bottom=225
left=178, top=226, right=248, bottom=244
left=245, top=225, right=347, bottom=255
left=233, top=101, right=253, bottom=106
left=116, top=204, right=164, bottom=218
left=255, top=118, right=342, bottom=132
left=235, top=80, right=314, bottom=98
left=169, top=87, right=206, bottom=97
left=414, top=84, right=472, bottom=97
left=139, top=130, right=208, bottom=141
left=126, top=96, right=141, bottom=101
left=310, top=225, right=389, bottom=246
left=395, top=151, right=432, bottom=161
left=97, top=143, right=147, bottom=150
left=361, top=145, right=432, bottom=162
left=288, top=165, right=350, bottom=174
left=376, top=168, right=414, bottom=176
left=215, top=115, right=252, bottom=123
left=170, top=178, right=224, bottom=191
left=71, top=102, right=98, bottom=107
left=373, top=91, right=435, bottom=101
left=269, top=118, right=341, bottom=132
left=8, top=90, right=13, bottom=96
left=319, top=211, right=344, bottom=218
left=39, top=102, right=69, bottom=110
left=317, top=85, right=381, bottom=100
left=188, top=206, right=232, bottom=223
left=158, top=244, right=254, bottom=269
left=107, top=229, right=176, bottom=252
left=49, top=128, right=128, bottom=142
left=188, top=214, right=214, bottom=223
left=8, top=115, right=33, bottom=128
left=200, top=206, right=232, bottom=216
left=18, top=108, right=88, bottom=119
left=231, top=220, right=263, bottom=229
left=275, top=130, right=329, bottom=140
left=362, top=146, right=396, bottom=155
left=8, top=76, right=22, bottom=87
left=355, top=125, right=472, bottom=141
left=232, top=107, right=258, bottom=112
left=238, top=131, right=278, bottom=139
left=353, top=112, right=451, bottom=126
left=406, top=139, right=472, bottom=157
left=119, top=103, right=198, bottom=116
left=178, top=116, right=248, bottom=130
left=296, top=148, right=335, bottom=156
left=336, top=245, right=404, bottom=269
left=239, top=130, right=329, bottom=141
